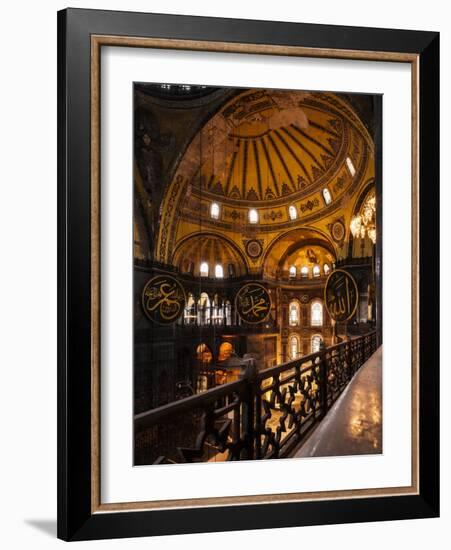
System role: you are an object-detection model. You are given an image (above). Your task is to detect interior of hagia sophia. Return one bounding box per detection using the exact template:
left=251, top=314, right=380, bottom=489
left=133, top=83, right=381, bottom=417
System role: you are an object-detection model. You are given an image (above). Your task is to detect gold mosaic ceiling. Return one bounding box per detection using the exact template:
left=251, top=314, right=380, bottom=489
left=173, top=234, right=247, bottom=278
left=181, top=90, right=370, bottom=207
left=263, top=228, right=336, bottom=279
left=155, top=90, right=375, bottom=265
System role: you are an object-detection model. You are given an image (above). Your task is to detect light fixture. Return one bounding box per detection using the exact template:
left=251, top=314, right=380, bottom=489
left=350, top=191, right=376, bottom=244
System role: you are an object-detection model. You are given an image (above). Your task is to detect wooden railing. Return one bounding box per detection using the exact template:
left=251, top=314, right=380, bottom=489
left=134, top=331, right=378, bottom=465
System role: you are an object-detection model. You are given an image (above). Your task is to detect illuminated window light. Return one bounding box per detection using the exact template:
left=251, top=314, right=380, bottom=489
left=290, top=335, right=300, bottom=359
left=313, top=265, right=321, bottom=277
left=289, top=301, right=300, bottom=327
left=248, top=208, right=259, bottom=224
left=288, top=205, right=298, bottom=220
left=311, top=301, right=323, bottom=326
left=322, top=188, right=332, bottom=205
left=311, top=334, right=323, bottom=353
left=215, top=264, right=224, bottom=278
left=301, top=266, right=309, bottom=278
left=324, top=263, right=330, bottom=275
left=200, top=262, right=209, bottom=277
left=210, top=202, right=220, bottom=220
left=289, top=265, right=297, bottom=278
left=346, top=157, right=356, bottom=177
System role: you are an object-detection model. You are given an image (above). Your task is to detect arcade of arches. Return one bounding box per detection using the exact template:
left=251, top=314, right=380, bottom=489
left=134, top=84, right=381, bottom=414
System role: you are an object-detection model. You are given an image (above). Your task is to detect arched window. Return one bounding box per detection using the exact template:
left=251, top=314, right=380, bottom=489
left=289, top=265, right=297, bottom=278
left=346, top=156, right=356, bottom=177
left=322, top=188, right=332, bottom=205
left=197, top=293, right=211, bottom=325
left=301, top=266, right=309, bottom=278
left=218, top=342, right=234, bottom=362
left=210, top=202, right=220, bottom=219
left=324, top=263, right=330, bottom=275
left=228, top=263, right=236, bottom=278
left=196, top=343, right=212, bottom=393
left=311, top=334, right=323, bottom=353
left=212, top=294, right=222, bottom=325
left=248, top=208, right=259, bottom=224
left=196, top=343, right=212, bottom=364
left=311, top=301, right=323, bottom=327
left=200, top=262, right=209, bottom=277
left=313, top=265, right=320, bottom=277
left=224, top=300, right=232, bottom=326
left=215, top=264, right=224, bottom=278
left=184, top=293, right=196, bottom=325
left=289, top=335, right=300, bottom=360
left=288, top=205, right=297, bottom=220
left=197, top=375, right=208, bottom=393
left=289, top=300, right=300, bottom=326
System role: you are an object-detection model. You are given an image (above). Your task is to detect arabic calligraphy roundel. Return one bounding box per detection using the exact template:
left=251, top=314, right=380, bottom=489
left=324, top=269, right=359, bottom=322
left=235, top=283, right=271, bottom=324
left=142, top=275, right=186, bottom=325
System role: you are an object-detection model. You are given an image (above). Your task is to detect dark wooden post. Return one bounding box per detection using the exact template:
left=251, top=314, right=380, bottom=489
left=240, top=358, right=257, bottom=460
left=319, top=350, right=329, bottom=418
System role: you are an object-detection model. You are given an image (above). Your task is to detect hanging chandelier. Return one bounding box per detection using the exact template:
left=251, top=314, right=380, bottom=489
left=350, top=191, right=377, bottom=244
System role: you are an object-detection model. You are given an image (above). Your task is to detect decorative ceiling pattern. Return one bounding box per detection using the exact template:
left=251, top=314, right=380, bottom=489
left=173, top=90, right=371, bottom=209
left=155, top=90, right=375, bottom=266
left=263, top=228, right=336, bottom=279
left=197, top=97, right=344, bottom=203
left=282, top=245, right=334, bottom=271
left=172, top=234, right=247, bottom=277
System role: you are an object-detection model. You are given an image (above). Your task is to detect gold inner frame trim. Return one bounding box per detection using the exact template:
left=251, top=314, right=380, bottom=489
left=90, top=34, right=420, bottom=514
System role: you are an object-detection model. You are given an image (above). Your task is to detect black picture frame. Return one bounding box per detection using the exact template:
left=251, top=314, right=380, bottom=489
left=57, top=8, right=439, bottom=541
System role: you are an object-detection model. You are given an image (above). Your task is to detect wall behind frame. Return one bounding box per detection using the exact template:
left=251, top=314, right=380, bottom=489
left=0, top=1, right=447, bottom=550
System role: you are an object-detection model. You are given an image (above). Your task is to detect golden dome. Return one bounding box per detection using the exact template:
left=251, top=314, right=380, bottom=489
left=155, top=90, right=375, bottom=266
left=176, top=90, right=372, bottom=208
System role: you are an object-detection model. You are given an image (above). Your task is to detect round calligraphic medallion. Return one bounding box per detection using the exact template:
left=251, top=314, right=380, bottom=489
left=246, top=240, right=263, bottom=259
left=324, top=269, right=359, bottom=322
left=235, top=283, right=271, bottom=324
left=331, top=220, right=346, bottom=243
left=142, top=275, right=186, bottom=325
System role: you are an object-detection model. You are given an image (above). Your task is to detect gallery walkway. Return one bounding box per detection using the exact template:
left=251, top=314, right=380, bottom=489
left=294, top=346, right=382, bottom=458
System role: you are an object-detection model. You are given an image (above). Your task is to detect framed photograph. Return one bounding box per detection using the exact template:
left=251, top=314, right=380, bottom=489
left=57, top=8, right=439, bottom=541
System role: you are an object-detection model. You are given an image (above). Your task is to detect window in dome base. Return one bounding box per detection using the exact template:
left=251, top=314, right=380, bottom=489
left=248, top=208, right=259, bottom=224
left=210, top=202, right=220, bottom=219
left=200, top=262, right=209, bottom=277
left=322, top=188, right=332, bottom=205
left=346, top=156, right=356, bottom=177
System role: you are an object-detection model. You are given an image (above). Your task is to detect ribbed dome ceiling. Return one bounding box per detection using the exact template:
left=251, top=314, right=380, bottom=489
left=173, top=234, right=247, bottom=277
left=189, top=90, right=353, bottom=205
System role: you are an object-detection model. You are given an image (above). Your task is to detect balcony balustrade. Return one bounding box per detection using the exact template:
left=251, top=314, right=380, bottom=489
left=134, top=331, right=378, bottom=464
